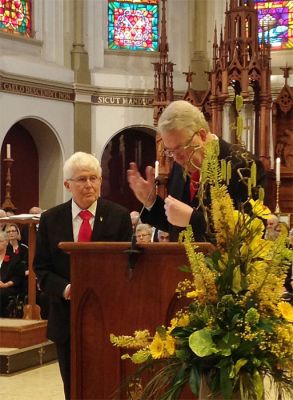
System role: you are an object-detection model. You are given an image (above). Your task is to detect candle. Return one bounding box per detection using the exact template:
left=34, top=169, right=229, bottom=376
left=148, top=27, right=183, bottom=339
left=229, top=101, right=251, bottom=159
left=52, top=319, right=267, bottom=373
left=276, top=157, right=280, bottom=183
left=6, top=144, right=11, bottom=159
left=154, top=160, right=159, bottom=179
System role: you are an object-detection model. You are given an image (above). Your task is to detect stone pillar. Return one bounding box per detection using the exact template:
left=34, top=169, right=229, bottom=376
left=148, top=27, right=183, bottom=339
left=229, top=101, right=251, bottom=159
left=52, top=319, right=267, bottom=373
left=71, top=0, right=92, bottom=153
left=189, top=0, right=210, bottom=90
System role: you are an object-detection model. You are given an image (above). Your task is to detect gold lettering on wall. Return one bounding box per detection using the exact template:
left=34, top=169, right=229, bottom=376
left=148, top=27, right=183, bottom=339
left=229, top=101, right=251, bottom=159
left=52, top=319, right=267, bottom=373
left=1, top=81, right=74, bottom=102
left=92, top=94, right=153, bottom=107
left=1, top=80, right=153, bottom=107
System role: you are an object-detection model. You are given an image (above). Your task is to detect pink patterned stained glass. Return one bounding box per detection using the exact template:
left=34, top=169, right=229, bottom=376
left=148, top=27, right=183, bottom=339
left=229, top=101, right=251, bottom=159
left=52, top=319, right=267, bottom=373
left=254, top=1, right=293, bottom=49
left=108, top=0, right=159, bottom=51
left=0, top=0, right=32, bottom=37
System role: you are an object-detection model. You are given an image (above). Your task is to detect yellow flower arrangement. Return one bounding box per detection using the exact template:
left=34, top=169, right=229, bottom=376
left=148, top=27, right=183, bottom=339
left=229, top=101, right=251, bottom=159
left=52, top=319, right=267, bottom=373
left=110, top=143, right=293, bottom=399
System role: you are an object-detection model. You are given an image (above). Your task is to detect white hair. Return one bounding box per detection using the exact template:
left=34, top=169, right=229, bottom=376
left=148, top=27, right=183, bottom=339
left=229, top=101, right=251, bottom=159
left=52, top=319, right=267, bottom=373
left=135, top=223, right=152, bottom=235
left=157, top=100, right=209, bottom=138
left=63, top=152, right=102, bottom=180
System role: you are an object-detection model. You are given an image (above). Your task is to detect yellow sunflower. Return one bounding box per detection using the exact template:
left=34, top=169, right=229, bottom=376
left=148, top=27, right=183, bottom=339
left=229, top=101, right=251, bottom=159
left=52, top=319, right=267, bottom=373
left=278, top=302, right=293, bottom=323
left=149, top=333, right=165, bottom=359
left=165, top=334, right=176, bottom=356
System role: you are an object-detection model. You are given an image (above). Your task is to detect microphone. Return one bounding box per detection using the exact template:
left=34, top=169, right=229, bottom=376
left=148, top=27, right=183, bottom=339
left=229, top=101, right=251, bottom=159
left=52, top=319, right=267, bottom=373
left=125, top=166, right=160, bottom=279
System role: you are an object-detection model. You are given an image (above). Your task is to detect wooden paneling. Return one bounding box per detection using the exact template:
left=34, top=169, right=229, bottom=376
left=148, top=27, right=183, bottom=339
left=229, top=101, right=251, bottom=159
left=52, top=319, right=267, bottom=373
left=60, top=242, right=214, bottom=400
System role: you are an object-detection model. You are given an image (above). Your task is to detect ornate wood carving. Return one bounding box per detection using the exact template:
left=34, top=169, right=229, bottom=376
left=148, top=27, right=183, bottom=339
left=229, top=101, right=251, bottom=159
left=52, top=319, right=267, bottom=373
left=269, top=66, right=293, bottom=217
left=209, top=0, right=272, bottom=169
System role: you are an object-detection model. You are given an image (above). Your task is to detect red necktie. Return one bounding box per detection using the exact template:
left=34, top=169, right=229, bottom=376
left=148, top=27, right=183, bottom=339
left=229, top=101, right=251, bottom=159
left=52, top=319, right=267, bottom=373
left=78, top=210, right=93, bottom=242
left=189, top=170, right=200, bottom=201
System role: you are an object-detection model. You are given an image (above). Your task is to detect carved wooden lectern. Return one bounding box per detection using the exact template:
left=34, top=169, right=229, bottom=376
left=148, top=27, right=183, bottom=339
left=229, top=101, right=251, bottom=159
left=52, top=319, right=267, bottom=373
left=59, top=242, right=214, bottom=400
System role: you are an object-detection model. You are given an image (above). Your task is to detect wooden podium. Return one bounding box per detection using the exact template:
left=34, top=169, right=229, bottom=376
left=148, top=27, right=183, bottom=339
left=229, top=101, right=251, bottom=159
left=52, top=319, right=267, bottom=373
left=59, top=242, right=214, bottom=400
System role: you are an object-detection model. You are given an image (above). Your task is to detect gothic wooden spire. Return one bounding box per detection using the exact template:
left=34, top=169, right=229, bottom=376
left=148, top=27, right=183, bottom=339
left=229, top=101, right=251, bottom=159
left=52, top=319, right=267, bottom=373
left=280, top=64, right=292, bottom=86
left=210, top=0, right=272, bottom=168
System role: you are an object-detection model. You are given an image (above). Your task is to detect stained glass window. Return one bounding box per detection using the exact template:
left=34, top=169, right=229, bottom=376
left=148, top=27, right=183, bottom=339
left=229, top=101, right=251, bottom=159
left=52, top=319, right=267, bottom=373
left=254, top=1, right=293, bottom=49
left=108, top=0, right=159, bottom=51
left=0, top=0, right=32, bottom=37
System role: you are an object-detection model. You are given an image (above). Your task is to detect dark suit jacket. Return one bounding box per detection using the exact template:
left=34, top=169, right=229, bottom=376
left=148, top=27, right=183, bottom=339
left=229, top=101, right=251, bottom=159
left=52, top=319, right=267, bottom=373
left=33, top=198, right=132, bottom=343
left=141, top=139, right=266, bottom=242
left=0, top=254, right=25, bottom=293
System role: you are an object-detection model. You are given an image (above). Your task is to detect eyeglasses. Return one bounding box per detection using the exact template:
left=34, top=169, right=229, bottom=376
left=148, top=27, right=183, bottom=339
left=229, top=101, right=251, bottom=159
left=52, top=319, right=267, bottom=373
left=68, top=176, right=100, bottom=185
left=6, top=230, right=17, bottom=233
left=136, top=233, right=151, bottom=238
left=163, top=132, right=201, bottom=158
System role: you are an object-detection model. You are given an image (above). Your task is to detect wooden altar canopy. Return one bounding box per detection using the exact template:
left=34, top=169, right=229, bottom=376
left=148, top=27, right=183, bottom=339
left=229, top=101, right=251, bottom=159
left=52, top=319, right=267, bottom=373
left=59, top=241, right=214, bottom=400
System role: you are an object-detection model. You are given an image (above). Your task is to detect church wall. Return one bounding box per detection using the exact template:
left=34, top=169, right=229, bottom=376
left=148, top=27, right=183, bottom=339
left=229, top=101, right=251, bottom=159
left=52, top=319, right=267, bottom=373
left=0, top=92, right=74, bottom=208
left=92, top=105, right=154, bottom=161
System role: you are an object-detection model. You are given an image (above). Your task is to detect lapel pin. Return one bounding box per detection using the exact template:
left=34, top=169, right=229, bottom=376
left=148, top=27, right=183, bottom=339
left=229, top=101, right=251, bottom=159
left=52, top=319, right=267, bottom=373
left=100, top=216, right=103, bottom=222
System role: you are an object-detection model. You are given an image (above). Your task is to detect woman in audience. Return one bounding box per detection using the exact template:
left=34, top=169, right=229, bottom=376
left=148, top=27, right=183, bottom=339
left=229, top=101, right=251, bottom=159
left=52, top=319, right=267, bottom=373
left=135, top=223, right=153, bottom=244
left=0, top=230, right=25, bottom=317
left=5, top=223, right=28, bottom=274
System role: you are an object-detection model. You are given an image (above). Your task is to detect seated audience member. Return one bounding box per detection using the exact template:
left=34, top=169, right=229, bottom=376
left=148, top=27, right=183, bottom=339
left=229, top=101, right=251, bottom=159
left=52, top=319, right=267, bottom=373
left=264, top=214, right=280, bottom=241
left=135, top=223, right=153, bottom=244
left=130, top=210, right=141, bottom=230
left=5, top=209, right=15, bottom=217
left=29, top=206, right=42, bottom=215
left=0, top=231, right=25, bottom=317
left=5, top=223, right=28, bottom=273
left=158, top=230, right=170, bottom=242
left=0, top=209, right=7, bottom=231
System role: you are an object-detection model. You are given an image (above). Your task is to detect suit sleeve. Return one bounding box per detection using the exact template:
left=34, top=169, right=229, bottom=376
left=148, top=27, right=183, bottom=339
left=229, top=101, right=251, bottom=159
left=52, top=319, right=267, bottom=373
left=10, top=259, right=25, bottom=289
left=117, top=209, right=133, bottom=241
left=140, top=196, right=170, bottom=232
left=34, top=214, right=69, bottom=298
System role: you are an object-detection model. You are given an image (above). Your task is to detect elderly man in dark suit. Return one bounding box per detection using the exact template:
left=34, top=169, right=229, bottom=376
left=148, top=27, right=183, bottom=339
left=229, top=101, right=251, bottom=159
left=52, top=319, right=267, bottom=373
left=34, top=152, right=132, bottom=400
left=128, top=100, right=266, bottom=242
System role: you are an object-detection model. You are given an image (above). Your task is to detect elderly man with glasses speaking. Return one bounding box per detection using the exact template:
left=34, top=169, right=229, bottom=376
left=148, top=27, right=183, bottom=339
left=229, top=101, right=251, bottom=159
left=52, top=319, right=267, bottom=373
left=128, top=100, right=266, bottom=242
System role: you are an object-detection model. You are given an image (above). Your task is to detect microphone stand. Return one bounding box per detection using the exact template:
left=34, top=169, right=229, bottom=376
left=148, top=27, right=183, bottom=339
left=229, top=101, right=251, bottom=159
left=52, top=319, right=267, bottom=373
left=125, top=179, right=159, bottom=279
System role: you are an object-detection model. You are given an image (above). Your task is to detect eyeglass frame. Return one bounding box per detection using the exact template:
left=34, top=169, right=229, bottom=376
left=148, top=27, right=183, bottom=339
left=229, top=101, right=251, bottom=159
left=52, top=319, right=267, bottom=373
left=67, top=175, right=101, bottom=185
left=163, top=131, right=202, bottom=158
left=6, top=229, right=18, bottom=234
left=136, top=233, right=152, bottom=238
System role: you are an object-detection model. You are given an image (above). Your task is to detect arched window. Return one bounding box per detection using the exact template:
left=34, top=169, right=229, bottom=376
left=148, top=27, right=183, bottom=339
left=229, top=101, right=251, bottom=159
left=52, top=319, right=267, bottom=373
left=0, top=0, right=32, bottom=37
left=108, top=0, right=159, bottom=51
left=254, top=1, right=293, bottom=49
